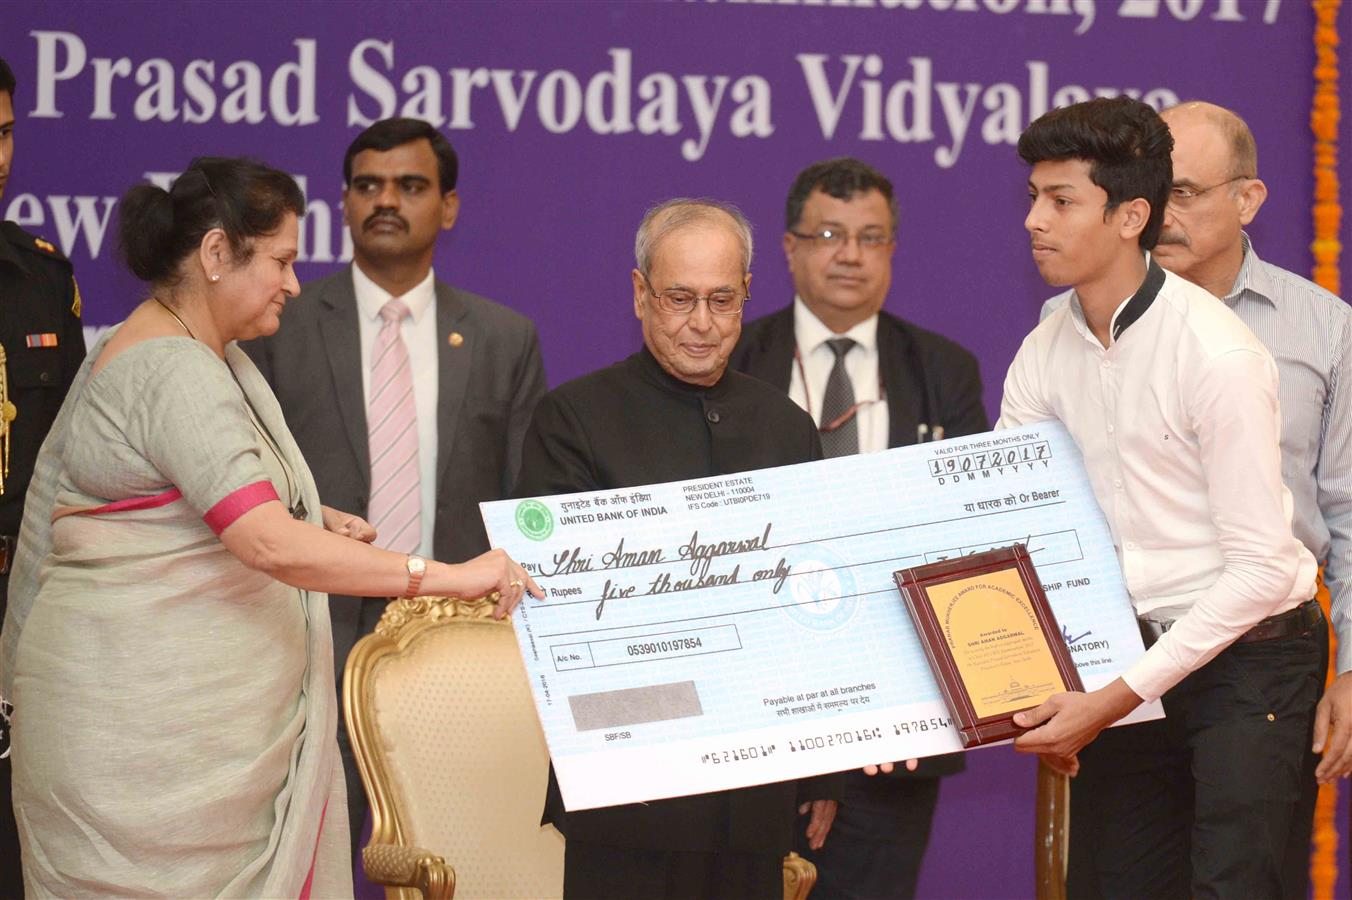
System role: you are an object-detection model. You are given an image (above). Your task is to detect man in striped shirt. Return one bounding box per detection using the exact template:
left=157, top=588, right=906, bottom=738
left=1155, top=101, right=1351, bottom=896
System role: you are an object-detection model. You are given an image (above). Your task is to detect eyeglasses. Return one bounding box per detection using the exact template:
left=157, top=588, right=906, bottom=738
left=643, top=276, right=748, bottom=317
left=789, top=228, right=894, bottom=251
left=1168, top=175, right=1252, bottom=208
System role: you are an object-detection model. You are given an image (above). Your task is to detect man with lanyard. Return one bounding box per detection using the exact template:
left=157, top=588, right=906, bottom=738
left=0, top=55, right=88, bottom=898
left=1001, top=96, right=1322, bottom=898
left=731, top=157, right=986, bottom=899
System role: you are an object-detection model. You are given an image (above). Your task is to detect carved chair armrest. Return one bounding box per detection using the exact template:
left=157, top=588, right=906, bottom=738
left=782, top=851, right=817, bottom=900
left=362, top=843, right=456, bottom=900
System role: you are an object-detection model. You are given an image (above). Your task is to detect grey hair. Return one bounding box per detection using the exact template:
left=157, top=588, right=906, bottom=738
left=634, top=198, right=754, bottom=278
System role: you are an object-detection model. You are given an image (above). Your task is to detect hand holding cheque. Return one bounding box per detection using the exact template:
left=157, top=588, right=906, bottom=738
left=482, top=422, right=1160, bottom=810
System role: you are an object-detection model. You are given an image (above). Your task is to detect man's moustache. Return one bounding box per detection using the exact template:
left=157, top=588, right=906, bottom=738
left=364, top=214, right=407, bottom=230
left=1156, top=229, right=1189, bottom=247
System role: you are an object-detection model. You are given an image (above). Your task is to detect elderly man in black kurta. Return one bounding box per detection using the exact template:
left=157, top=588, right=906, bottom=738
left=516, top=199, right=842, bottom=899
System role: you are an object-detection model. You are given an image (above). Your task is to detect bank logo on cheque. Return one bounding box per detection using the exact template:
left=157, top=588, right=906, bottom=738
left=515, top=499, right=554, bottom=541
left=782, top=544, right=859, bottom=632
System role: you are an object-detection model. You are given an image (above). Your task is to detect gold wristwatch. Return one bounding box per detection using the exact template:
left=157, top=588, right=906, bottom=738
left=403, top=554, right=427, bottom=598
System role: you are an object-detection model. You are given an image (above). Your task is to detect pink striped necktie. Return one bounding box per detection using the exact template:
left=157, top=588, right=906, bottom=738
left=367, top=297, right=421, bottom=554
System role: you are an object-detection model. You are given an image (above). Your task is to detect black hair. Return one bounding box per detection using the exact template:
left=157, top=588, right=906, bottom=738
left=0, top=57, right=15, bottom=101
left=119, top=156, right=304, bottom=284
left=785, top=157, right=898, bottom=233
left=343, top=118, right=458, bottom=194
left=1018, top=97, right=1173, bottom=249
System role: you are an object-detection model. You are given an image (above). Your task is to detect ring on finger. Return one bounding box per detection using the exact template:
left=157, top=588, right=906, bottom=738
left=509, top=578, right=524, bottom=588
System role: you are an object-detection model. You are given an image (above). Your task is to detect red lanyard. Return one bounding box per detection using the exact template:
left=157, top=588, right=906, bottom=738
left=793, top=346, right=886, bottom=435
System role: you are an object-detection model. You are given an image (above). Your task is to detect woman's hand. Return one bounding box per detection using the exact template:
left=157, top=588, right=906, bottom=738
left=321, top=505, right=376, bottom=542
left=445, top=549, right=545, bottom=619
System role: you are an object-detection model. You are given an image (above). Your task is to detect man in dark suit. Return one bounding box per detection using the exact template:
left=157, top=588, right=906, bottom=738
left=244, top=118, right=546, bottom=860
left=730, top=157, right=987, bottom=899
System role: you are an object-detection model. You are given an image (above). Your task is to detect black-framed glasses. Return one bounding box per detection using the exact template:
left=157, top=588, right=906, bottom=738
left=643, top=276, right=748, bottom=317
left=1168, top=175, right=1253, bottom=208
left=789, top=227, right=894, bottom=251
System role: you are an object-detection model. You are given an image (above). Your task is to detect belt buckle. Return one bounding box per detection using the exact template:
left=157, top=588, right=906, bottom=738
left=1137, top=616, right=1170, bottom=649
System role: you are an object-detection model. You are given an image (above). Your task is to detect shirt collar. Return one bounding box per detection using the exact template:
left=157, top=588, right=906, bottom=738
left=352, top=263, right=436, bottom=323
left=792, top=296, right=879, bottom=354
left=634, top=344, right=731, bottom=400
left=1110, top=255, right=1166, bottom=340
left=1223, top=232, right=1277, bottom=308
left=1066, top=253, right=1165, bottom=346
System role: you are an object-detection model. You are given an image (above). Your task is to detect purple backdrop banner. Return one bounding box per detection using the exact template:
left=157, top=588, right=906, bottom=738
left=4, top=1, right=1348, bottom=896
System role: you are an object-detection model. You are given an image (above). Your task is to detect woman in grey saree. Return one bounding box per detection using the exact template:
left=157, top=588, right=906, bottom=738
left=0, top=158, right=539, bottom=898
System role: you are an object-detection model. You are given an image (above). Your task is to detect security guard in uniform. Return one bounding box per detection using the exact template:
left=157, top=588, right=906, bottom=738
left=0, top=55, right=87, bottom=897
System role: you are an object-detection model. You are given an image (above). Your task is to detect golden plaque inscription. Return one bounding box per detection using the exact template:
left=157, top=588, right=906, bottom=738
left=895, top=545, right=1083, bottom=747
left=925, top=566, right=1065, bottom=719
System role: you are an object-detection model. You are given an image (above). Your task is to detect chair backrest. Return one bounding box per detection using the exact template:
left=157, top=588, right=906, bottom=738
left=345, top=596, right=564, bottom=899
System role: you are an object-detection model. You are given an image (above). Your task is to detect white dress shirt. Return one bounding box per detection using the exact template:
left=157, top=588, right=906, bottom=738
left=1040, top=236, right=1352, bottom=672
left=353, top=263, right=439, bottom=557
left=788, top=298, right=890, bottom=454
left=999, top=260, right=1317, bottom=703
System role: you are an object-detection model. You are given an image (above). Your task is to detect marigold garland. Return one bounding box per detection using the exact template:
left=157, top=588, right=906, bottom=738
left=1310, top=1, right=1342, bottom=897
left=1310, top=0, right=1342, bottom=297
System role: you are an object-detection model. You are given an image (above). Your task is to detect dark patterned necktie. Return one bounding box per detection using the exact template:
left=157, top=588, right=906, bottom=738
left=820, top=337, right=859, bottom=458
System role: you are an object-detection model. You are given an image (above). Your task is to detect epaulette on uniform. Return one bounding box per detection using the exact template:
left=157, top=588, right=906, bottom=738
left=0, top=222, right=81, bottom=317
left=0, top=221, right=72, bottom=269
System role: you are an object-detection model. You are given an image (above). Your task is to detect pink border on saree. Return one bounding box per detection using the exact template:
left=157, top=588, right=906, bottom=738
left=203, top=481, right=280, bottom=535
left=52, top=487, right=184, bottom=522
left=298, top=798, right=329, bottom=900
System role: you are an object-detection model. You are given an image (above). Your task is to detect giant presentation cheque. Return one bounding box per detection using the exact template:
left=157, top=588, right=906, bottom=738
left=481, top=421, right=1162, bottom=811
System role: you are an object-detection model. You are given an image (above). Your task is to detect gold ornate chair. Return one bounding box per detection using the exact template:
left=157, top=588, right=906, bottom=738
left=783, top=850, right=817, bottom=900
left=344, top=594, right=817, bottom=900
left=1034, top=761, right=1070, bottom=900
left=343, top=595, right=565, bottom=899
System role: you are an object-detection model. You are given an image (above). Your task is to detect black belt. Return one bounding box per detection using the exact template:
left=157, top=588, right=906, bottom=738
left=0, top=534, right=14, bottom=576
left=1138, top=597, right=1323, bottom=650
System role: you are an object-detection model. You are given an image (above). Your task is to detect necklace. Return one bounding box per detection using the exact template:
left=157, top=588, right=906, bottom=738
left=154, top=296, right=305, bottom=519
left=154, top=297, right=196, bottom=338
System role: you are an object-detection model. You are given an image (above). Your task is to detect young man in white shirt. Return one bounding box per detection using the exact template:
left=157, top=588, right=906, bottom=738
left=998, top=96, right=1322, bottom=898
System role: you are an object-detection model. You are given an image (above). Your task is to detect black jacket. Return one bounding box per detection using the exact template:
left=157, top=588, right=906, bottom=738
left=515, top=348, right=843, bottom=854
left=0, top=222, right=86, bottom=540
left=731, top=305, right=989, bottom=779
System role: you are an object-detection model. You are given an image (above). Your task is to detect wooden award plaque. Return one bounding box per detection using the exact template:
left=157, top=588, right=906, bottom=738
left=894, top=544, right=1083, bottom=748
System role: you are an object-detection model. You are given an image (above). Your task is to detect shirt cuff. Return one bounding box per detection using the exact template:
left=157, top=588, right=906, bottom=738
left=204, top=481, right=280, bottom=535
left=1120, top=642, right=1187, bottom=705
